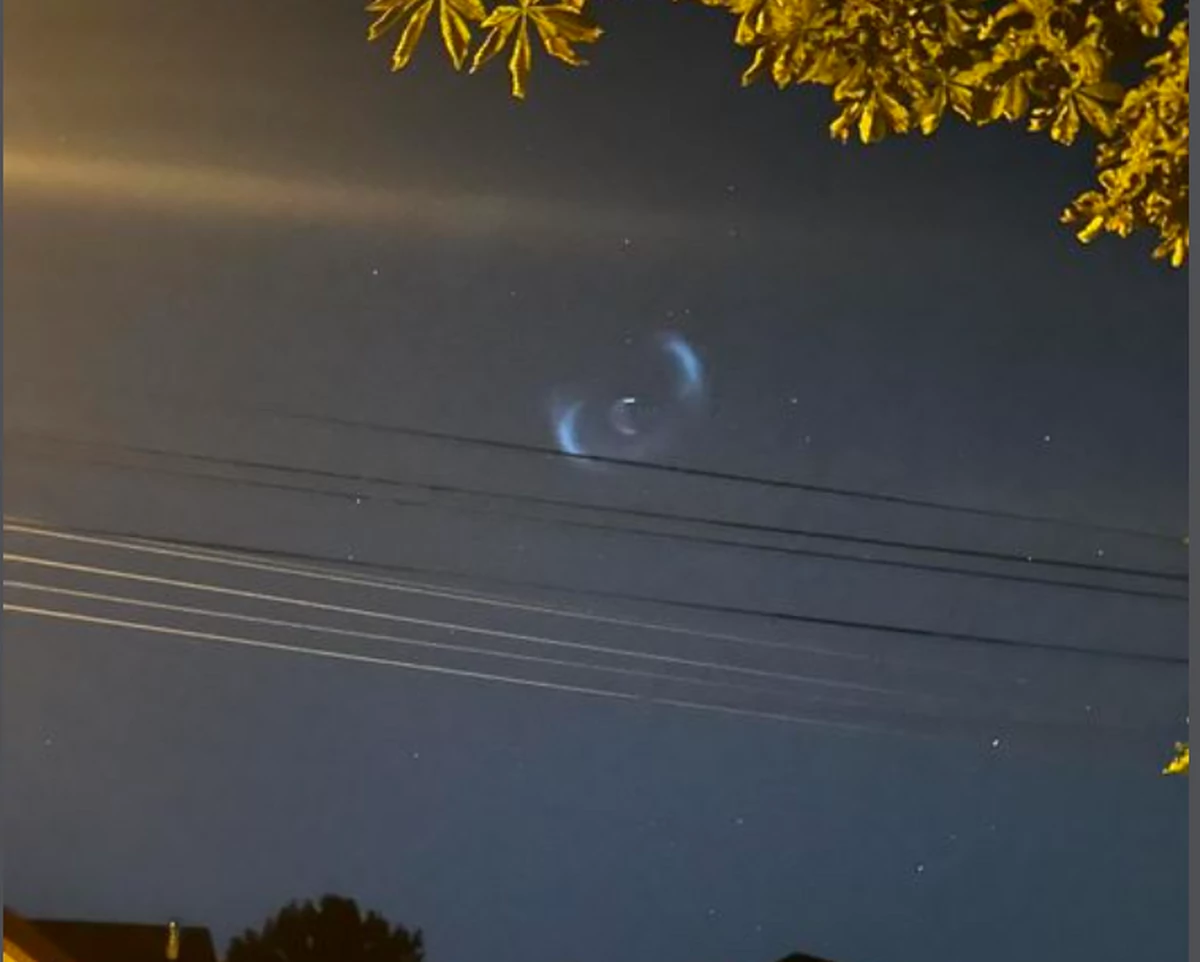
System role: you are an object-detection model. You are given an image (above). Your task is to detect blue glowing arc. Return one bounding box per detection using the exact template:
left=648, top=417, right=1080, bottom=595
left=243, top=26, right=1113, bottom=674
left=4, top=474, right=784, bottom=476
left=660, top=332, right=704, bottom=400
left=552, top=400, right=587, bottom=457
left=549, top=331, right=707, bottom=461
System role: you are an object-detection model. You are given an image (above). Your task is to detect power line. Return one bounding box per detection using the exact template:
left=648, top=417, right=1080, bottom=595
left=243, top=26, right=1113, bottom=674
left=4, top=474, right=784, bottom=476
left=173, top=396, right=1198, bottom=543
left=7, top=519, right=1186, bottom=667
left=9, top=580, right=1156, bottom=741
left=3, top=553, right=917, bottom=699
left=1, top=603, right=905, bottom=737
left=8, top=433, right=1187, bottom=601
left=4, top=580, right=883, bottom=707
left=15, top=385, right=1185, bottom=543
left=2, top=520, right=879, bottom=667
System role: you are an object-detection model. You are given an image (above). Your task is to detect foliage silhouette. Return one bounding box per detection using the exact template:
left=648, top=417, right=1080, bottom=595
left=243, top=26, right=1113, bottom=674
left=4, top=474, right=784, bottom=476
left=225, top=895, right=424, bottom=962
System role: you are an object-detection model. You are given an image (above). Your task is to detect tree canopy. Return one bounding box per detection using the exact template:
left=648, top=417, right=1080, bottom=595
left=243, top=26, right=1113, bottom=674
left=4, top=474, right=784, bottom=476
left=365, top=0, right=1189, bottom=266
left=225, top=895, right=425, bottom=962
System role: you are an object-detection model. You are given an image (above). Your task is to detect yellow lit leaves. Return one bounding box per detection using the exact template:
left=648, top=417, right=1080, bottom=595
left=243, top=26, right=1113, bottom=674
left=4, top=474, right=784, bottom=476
left=471, top=0, right=602, bottom=98
left=1116, top=0, right=1167, bottom=38
left=720, top=0, right=1187, bottom=264
left=365, top=0, right=1188, bottom=265
left=367, top=0, right=487, bottom=71
left=367, top=0, right=599, bottom=96
left=1163, top=743, right=1189, bottom=776
left=1063, top=17, right=1189, bottom=266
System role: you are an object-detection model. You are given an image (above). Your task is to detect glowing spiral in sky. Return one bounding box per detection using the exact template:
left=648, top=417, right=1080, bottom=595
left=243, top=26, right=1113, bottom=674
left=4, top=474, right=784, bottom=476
left=549, top=331, right=707, bottom=464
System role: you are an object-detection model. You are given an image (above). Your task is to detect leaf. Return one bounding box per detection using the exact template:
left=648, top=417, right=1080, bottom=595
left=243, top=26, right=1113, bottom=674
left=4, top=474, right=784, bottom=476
left=1076, top=92, right=1116, bottom=137
left=1045, top=97, right=1081, bottom=144
left=1076, top=214, right=1107, bottom=243
left=832, top=61, right=868, bottom=101
left=1087, top=80, right=1125, bottom=102
left=829, top=104, right=855, bottom=142
left=1163, top=743, right=1189, bottom=775
left=996, top=75, right=1030, bottom=121
left=536, top=5, right=602, bottom=50
left=471, top=8, right=519, bottom=71
left=741, top=46, right=770, bottom=86
left=441, top=0, right=486, bottom=69
left=366, top=0, right=425, bottom=41
left=1117, top=0, right=1166, bottom=36
left=471, top=0, right=601, bottom=98
left=878, top=89, right=911, bottom=134
left=394, top=0, right=435, bottom=69
left=367, top=0, right=485, bottom=71
left=858, top=96, right=887, bottom=143
left=509, top=21, right=533, bottom=97
left=914, top=85, right=947, bottom=134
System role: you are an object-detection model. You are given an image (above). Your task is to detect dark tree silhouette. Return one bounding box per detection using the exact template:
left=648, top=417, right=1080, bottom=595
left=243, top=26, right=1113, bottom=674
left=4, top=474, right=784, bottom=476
left=225, top=895, right=424, bottom=962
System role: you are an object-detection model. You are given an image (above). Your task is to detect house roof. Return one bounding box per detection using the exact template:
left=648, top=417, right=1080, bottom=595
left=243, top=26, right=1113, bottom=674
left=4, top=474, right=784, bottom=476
left=20, top=920, right=216, bottom=962
left=4, top=910, right=79, bottom=962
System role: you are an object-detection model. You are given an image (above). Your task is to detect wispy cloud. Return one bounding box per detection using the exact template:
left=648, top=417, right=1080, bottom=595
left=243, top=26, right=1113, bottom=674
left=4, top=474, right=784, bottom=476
left=3, top=148, right=687, bottom=241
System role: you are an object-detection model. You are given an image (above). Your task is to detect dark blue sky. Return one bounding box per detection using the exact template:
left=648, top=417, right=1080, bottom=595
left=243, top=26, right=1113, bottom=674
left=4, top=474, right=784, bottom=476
left=2, top=3, right=1189, bottom=962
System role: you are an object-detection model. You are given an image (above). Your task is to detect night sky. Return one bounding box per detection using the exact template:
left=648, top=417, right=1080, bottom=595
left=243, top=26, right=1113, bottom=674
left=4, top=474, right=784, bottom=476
left=2, top=3, right=1189, bottom=962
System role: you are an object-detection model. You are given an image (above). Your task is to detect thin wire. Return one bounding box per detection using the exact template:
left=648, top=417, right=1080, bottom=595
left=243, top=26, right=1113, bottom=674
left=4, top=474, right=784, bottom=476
left=6, top=519, right=1187, bottom=667
left=10, top=432, right=1187, bottom=590
left=39, top=387, right=1181, bottom=542
left=8, top=519, right=1013, bottom=685
left=2, top=520, right=876, bottom=664
left=252, top=408, right=1189, bottom=541
left=1, top=603, right=895, bottom=736
left=2, top=553, right=916, bottom=698
left=5, top=580, right=890, bottom=707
